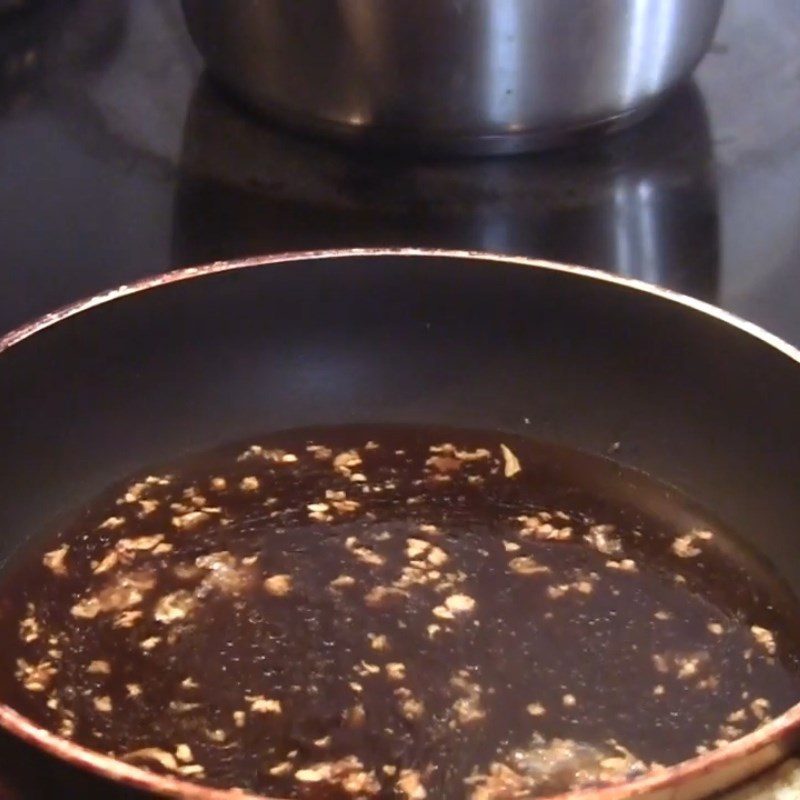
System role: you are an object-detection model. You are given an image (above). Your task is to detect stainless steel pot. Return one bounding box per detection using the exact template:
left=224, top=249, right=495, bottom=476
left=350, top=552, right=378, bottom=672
left=181, top=0, right=724, bottom=155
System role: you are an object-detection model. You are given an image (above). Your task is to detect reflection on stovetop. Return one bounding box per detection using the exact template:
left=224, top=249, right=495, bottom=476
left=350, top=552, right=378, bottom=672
left=172, top=79, right=718, bottom=302
left=2, top=0, right=718, bottom=299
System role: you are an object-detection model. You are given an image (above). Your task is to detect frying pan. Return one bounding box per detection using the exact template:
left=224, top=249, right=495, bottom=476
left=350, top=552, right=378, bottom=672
left=1, top=248, right=799, bottom=799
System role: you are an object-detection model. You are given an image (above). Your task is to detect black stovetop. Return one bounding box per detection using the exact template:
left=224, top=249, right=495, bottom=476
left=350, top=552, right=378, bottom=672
left=1, top=0, right=799, bottom=797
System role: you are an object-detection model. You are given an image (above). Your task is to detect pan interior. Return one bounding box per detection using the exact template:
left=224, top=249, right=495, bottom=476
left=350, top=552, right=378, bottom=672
left=0, top=424, right=798, bottom=799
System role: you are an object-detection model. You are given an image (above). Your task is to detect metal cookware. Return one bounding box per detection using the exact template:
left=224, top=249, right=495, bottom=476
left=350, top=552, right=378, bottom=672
left=181, top=0, right=725, bottom=154
left=1, top=249, right=800, bottom=798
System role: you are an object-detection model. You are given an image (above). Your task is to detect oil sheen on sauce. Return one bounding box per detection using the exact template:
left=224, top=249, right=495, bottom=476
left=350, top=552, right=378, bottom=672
left=0, top=426, right=799, bottom=800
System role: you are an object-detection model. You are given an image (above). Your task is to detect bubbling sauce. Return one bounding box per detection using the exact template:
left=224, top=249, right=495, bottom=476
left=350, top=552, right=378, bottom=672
left=0, top=426, right=799, bottom=799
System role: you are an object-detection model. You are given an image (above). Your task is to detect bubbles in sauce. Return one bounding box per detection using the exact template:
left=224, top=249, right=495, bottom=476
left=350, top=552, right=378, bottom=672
left=0, top=426, right=799, bottom=799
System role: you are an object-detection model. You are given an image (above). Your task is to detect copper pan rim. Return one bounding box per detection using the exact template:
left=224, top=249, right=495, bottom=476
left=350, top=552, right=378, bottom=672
left=2, top=246, right=800, bottom=800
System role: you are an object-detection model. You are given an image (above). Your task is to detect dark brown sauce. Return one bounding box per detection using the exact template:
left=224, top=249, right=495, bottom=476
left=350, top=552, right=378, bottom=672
left=0, top=426, right=799, bottom=800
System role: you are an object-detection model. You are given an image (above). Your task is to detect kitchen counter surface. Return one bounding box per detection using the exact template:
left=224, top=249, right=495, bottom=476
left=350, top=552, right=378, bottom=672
left=1, top=1, right=800, bottom=797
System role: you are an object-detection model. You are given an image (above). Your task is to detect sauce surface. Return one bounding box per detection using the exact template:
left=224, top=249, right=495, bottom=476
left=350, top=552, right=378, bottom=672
left=1, top=426, right=799, bottom=799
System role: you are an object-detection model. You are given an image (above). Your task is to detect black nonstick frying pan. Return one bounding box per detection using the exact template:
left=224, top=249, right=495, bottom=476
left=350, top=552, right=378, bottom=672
left=0, top=248, right=799, bottom=800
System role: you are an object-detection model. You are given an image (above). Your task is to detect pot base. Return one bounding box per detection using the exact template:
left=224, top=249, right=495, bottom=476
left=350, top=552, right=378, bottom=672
left=212, top=79, right=666, bottom=157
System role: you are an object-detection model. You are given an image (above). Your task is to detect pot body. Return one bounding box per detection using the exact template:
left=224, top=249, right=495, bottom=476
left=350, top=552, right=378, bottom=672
left=182, top=0, right=725, bottom=153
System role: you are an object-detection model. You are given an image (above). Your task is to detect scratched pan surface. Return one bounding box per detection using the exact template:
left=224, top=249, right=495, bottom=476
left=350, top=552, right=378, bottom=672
left=1, top=249, right=800, bottom=800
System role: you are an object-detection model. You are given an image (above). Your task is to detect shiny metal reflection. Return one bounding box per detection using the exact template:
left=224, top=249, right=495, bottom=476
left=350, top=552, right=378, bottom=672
left=173, top=80, right=719, bottom=301
left=181, top=0, right=725, bottom=154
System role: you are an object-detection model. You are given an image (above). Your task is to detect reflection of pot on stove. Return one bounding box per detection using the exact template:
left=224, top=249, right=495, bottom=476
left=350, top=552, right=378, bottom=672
left=172, top=78, right=718, bottom=301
